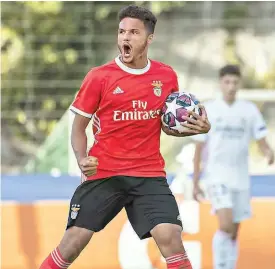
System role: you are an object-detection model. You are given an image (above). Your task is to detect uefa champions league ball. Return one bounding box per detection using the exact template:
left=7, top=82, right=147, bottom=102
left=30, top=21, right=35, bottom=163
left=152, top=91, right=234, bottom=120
left=161, top=92, right=202, bottom=133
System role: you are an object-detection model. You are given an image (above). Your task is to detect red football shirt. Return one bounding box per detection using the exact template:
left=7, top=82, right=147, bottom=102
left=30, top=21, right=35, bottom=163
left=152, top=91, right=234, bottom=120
left=70, top=56, right=179, bottom=180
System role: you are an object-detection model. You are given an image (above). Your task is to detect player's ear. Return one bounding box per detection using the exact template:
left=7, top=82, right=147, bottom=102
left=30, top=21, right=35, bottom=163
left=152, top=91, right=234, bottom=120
left=147, top=34, right=154, bottom=45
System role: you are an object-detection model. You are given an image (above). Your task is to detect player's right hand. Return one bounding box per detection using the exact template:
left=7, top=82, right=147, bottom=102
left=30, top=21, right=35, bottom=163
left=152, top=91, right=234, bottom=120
left=193, top=184, right=204, bottom=202
left=78, top=156, right=98, bottom=177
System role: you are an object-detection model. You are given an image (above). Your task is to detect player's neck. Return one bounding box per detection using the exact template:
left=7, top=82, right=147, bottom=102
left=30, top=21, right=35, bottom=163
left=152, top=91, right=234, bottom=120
left=120, top=55, right=149, bottom=70
left=223, top=97, right=236, bottom=105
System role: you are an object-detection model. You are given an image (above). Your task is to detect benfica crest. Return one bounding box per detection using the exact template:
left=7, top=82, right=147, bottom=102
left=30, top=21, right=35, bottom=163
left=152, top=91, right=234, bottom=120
left=152, top=81, right=163, bottom=97
left=70, top=204, right=80, bottom=219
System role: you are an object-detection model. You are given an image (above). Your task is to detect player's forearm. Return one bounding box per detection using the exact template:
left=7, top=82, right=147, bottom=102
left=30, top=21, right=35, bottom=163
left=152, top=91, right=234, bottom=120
left=162, top=125, right=200, bottom=137
left=169, top=132, right=198, bottom=137
left=193, top=142, right=204, bottom=186
left=71, top=130, right=88, bottom=163
left=71, top=114, right=91, bottom=163
left=257, top=138, right=273, bottom=156
left=193, top=161, right=201, bottom=186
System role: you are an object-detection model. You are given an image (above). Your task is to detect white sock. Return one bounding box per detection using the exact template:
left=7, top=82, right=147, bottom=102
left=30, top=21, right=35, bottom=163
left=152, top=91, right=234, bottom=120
left=213, top=230, right=232, bottom=269
left=228, top=239, right=238, bottom=269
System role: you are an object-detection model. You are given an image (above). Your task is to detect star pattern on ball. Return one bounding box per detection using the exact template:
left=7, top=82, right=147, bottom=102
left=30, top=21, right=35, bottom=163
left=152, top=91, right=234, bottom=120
left=165, top=96, right=183, bottom=115
left=162, top=92, right=201, bottom=133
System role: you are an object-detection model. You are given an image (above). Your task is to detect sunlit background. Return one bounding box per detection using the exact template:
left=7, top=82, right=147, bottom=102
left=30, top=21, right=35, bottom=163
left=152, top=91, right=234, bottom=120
left=1, top=1, right=275, bottom=269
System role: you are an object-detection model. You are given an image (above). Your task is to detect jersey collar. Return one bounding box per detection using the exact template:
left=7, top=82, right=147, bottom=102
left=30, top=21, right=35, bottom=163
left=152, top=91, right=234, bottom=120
left=115, top=55, right=151, bottom=75
left=219, top=97, right=238, bottom=108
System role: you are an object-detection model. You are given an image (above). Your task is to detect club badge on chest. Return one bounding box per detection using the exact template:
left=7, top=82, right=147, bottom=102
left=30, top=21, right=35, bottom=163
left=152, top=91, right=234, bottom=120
left=152, top=81, right=163, bottom=97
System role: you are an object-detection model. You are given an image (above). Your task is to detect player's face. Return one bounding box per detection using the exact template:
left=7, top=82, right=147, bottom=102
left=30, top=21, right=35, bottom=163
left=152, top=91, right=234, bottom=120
left=118, top=17, right=153, bottom=64
left=220, top=74, right=241, bottom=102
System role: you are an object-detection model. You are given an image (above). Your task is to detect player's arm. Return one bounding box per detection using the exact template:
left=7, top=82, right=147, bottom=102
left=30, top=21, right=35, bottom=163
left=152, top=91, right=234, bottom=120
left=71, top=115, right=98, bottom=177
left=70, top=69, right=102, bottom=176
left=257, top=138, right=274, bottom=165
left=192, top=138, right=206, bottom=201
left=162, top=125, right=198, bottom=137
left=71, top=115, right=90, bottom=162
left=193, top=141, right=204, bottom=187
left=251, top=104, right=274, bottom=165
left=162, top=105, right=211, bottom=137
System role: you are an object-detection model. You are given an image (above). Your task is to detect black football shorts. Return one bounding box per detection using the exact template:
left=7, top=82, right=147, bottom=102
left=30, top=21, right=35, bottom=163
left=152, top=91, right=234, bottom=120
left=66, top=176, right=182, bottom=239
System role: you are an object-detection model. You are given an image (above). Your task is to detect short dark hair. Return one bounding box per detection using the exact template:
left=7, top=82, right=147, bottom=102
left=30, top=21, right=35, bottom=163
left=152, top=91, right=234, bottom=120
left=219, top=64, right=241, bottom=78
left=118, top=5, right=157, bottom=34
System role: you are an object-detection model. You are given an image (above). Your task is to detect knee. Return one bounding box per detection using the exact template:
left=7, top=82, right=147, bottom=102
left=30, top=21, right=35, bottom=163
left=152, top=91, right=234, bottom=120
left=155, top=225, right=183, bottom=249
left=231, top=233, right=237, bottom=241
left=231, top=228, right=239, bottom=241
left=219, top=223, right=234, bottom=235
left=59, top=227, right=93, bottom=261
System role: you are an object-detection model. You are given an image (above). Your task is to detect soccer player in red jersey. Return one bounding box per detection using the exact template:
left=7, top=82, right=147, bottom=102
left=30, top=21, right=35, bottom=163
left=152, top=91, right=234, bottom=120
left=39, top=5, right=210, bottom=269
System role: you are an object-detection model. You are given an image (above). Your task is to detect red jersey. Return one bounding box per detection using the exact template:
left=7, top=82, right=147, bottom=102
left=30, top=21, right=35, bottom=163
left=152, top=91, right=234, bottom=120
left=70, top=56, right=179, bottom=180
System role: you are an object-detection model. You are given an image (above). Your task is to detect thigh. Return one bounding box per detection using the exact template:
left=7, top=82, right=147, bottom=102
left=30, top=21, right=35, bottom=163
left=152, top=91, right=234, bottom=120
left=232, top=190, right=251, bottom=223
left=67, top=176, right=127, bottom=232
left=207, top=183, right=233, bottom=212
left=125, top=177, right=182, bottom=240
left=232, top=223, right=240, bottom=240
left=216, top=208, right=234, bottom=232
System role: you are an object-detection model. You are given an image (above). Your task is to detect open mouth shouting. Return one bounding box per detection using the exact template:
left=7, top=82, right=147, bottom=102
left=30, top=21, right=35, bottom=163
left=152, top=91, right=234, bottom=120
left=121, top=43, right=132, bottom=60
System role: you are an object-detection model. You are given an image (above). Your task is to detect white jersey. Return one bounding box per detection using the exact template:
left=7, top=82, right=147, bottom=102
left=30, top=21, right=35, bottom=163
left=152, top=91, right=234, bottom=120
left=193, top=98, right=267, bottom=190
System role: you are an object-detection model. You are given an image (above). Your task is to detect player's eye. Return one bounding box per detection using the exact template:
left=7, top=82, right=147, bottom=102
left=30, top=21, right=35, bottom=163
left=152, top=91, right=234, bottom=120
left=132, top=30, right=139, bottom=34
left=118, top=29, right=124, bottom=34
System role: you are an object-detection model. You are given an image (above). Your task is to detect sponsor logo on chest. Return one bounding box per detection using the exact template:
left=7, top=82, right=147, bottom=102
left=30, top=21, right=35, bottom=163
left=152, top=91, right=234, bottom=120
left=113, top=100, right=161, bottom=121
left=111, top=80, right=164, bottom=121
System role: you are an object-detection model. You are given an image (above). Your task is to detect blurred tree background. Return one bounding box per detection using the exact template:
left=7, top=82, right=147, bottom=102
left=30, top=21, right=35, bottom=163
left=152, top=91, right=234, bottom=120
left=1, top=1, right=275, bottom=173
left=1, top=1, right=185, bottom=171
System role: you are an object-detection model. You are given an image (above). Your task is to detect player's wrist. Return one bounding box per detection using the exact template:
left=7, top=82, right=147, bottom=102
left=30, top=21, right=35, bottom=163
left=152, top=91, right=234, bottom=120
left=76, top=155, right=88, bottom=164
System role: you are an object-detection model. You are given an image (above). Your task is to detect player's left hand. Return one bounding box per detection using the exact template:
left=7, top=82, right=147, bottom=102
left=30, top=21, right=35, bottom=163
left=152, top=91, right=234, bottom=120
left=181, top=105, right=211, bottom=134
left=162, top=105, right=211, bottom=137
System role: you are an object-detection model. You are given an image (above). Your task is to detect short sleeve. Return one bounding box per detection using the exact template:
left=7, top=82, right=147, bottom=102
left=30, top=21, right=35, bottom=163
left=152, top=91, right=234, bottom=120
left=171, top=69, right=179, bottom=93
left=70, top=69, right=102, bottom=118
left=250, top=104, right=267, bottom=140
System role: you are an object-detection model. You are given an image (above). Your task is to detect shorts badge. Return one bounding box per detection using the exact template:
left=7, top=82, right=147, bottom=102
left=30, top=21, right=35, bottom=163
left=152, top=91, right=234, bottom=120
left=70, top=204, right=80, bottom=219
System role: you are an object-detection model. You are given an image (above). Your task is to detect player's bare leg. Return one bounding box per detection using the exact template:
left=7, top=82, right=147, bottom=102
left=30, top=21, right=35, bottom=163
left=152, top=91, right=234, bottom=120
left=58, top=227, right=94, bottom=261
left=229, top=223, right=240, bottom=269
left=231, top=223, right=240, bottom=241
left=213, top=208, right=236, bottom=269
left=39, top=227, right=94, bottom=269
left=151, top=223, right=192, bottom=269
left=217, top=208, right=234, bottom=234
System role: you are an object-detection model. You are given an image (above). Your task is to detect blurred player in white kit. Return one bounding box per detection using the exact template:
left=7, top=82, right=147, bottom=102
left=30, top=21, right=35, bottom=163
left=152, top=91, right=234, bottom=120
left=192, top=65, right=274, bottom=269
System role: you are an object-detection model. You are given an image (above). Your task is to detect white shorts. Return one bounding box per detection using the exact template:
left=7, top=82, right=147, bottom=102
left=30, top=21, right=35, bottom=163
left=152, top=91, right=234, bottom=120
left=207, top=183, right=251, bottom=223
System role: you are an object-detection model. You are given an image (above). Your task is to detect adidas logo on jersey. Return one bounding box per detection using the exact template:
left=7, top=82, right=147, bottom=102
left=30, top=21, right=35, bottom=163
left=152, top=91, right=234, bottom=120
left=113, top=87, right=124, bottom=94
